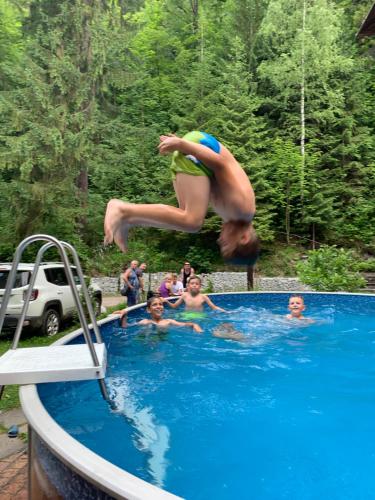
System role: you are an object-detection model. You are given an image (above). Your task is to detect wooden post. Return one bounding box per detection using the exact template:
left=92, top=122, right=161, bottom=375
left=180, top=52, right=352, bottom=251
left=247, top=265, right=254, bottom=290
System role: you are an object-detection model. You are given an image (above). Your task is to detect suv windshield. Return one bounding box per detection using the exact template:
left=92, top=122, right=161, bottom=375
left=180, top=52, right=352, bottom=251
left=0, top=270, right=31, bottom=289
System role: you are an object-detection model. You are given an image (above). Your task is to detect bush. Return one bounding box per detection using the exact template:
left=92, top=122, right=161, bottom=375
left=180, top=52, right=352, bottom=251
left=296, top=246, right=366, bottom=292
left=258, top=243, right=303, bottom=276
left=185, top=247, right=218, bottom=274
left=356, top=259, right=375, bottom=272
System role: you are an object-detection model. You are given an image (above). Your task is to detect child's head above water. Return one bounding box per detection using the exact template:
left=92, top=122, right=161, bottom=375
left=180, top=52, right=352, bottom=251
left=187, top=275, right=201, bottom=295
left=147, top=296, right=164, bottom=317
left=287, top=295, right=305, bottom=319
left=218, top=221, right=260, bottom=266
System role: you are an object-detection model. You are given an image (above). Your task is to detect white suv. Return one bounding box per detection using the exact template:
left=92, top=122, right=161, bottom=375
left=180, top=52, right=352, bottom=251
left=0, top=263, right=102, bottom=336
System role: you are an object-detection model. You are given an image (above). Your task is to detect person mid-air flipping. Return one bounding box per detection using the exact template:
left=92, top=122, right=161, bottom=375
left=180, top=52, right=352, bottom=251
left=104, top=131, right=260, bottom=265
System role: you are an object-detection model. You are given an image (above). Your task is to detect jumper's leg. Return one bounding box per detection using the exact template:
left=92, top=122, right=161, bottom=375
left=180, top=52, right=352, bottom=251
left=104, top=174, right=210, bottom=251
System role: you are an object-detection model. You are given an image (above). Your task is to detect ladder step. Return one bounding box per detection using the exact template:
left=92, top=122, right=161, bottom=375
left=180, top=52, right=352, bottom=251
left=0, top=343, right=106, bottom=385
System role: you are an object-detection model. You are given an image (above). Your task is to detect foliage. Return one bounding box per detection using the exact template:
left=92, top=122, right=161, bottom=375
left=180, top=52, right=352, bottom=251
left=296, top=245, right=366, bottom=292
left=201, top=278, right=214, bottom=294
left=185, top=246, right=218, bottom=274
left=0, top=0, right=374, bottom=273
left=258, top=243, right=305, bottom=277
left=356, top=259, right=375, bottom=273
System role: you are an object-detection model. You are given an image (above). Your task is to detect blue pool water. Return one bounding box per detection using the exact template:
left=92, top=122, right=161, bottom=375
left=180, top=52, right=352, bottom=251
left=38, top=293, right=375, bottom=499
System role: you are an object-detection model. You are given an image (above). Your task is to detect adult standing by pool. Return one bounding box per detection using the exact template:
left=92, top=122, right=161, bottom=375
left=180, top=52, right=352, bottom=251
left=180, top=262, right=195, bottom=290
left=123, top=260, right=140, bottom=306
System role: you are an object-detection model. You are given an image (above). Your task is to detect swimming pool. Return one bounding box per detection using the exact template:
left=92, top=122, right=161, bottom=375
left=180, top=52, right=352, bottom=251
left=21, top=292, right=375, bottom=499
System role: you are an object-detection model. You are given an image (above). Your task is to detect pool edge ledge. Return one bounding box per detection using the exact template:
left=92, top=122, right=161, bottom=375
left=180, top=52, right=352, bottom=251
left=20, top=385, right=181, bottom=500
left=19, top=305, right=182, bottom=500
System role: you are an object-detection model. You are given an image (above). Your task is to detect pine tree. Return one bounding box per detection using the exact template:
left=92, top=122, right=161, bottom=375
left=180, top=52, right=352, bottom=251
left=255, top=0, right=375, bottom=246
left=0, top=0, right=109, bottom=247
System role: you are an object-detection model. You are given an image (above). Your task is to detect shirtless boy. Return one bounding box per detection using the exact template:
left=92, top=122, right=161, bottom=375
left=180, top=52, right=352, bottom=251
left=104, top=131, right=260, bottom=264
left=286, top=295, right=313, bottom=322
left=163, top=275, right=226, bottom=312
left=113, top=296, right=203, bottom=332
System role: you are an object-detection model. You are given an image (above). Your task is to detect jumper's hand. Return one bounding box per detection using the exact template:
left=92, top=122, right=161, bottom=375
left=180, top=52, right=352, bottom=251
left=158, top=134, right=181, bottom=155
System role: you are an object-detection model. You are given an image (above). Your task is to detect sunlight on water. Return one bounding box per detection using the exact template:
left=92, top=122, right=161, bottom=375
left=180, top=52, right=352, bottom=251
left=108, top=376, right=170, bottom=488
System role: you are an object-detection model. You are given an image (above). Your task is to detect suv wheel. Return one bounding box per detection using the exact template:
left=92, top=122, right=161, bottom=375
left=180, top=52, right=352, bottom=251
left=42, top=308, right=61, bottom=336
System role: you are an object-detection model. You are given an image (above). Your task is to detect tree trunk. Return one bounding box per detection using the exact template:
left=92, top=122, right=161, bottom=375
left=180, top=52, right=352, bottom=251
left=300, top=0, right=306, bottom=201
left=190, top=0, right=199, bottom=34
left=286, top=181, right=290, bottom=244
left=311, top=222, right=316, bottom=250
left=75, top=0, right=97, bottom=229
left=247, top=266, right=254, bottom=290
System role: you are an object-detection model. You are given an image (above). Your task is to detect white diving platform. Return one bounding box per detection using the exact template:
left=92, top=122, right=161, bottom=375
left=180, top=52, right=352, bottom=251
left=0, top=343, right=107, bottom=385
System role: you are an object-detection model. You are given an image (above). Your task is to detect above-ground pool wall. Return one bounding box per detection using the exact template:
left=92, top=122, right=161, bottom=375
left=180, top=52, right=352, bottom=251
left=29, top=427, right=115, bottom=500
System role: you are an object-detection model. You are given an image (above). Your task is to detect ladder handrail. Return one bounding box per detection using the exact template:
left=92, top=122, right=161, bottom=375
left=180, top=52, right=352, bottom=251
left=61, top=241, right=103, bottom=345
left=0, top=234, right=109, bottom=401
left=0, top=235, right=57, bottom=334
left=10, top=240, right=101, bottom=365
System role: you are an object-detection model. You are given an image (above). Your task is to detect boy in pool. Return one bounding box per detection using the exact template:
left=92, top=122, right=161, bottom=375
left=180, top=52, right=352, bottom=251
left=212, top=323, right=246, bottom=341
left=104, top=131, right=260, bottom=265
left=163, top=275, right=226, bottom=312
left=113, top=296, right=203, bottom=333
left=286, top=295, right=314, bottom=322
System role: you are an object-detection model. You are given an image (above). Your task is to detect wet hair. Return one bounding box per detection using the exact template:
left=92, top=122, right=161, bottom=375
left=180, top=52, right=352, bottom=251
left=147, top=296, right=162, bottom=308
left=220, top=222, right=260, bottom=266
left=289, top=294, right=304, bottom=303
left=187, top=275, right=201, bottom=284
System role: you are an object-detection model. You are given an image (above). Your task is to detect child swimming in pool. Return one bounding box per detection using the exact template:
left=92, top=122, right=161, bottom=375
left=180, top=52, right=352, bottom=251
left=286, top=295, right=314, bottom=322
left=163, top=275, right=226, bottom=312
left=114, top=293, right=250, bottom=342
left=113, top=296, right=203, bottom=333
left=104, top=131, right=260, bottom=265
left=212, top=323, right=246, bottom=341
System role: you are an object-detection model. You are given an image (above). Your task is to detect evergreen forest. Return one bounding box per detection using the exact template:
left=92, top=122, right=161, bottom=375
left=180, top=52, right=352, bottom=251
left=0, top=0, right=374, bottom=275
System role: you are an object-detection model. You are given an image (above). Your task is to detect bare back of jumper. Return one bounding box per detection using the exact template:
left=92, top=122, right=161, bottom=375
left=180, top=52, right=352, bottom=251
left=208, top=145, right=255, bottom=222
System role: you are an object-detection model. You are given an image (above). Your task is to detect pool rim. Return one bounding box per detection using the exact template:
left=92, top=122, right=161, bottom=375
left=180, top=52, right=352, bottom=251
left=19, top=291, right=375, bottom=499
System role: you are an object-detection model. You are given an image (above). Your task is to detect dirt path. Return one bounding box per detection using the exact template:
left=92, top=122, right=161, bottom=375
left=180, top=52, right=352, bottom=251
left=102, top=295, right=125, bottom=308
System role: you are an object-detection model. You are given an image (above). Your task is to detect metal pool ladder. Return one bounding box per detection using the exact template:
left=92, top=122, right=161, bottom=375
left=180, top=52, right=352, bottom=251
left=0, top=235, right=109, bottom=401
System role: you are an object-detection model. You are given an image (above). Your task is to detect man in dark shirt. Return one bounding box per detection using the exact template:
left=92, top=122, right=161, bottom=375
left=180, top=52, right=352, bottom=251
left=180, top=262, right=195, bottom=289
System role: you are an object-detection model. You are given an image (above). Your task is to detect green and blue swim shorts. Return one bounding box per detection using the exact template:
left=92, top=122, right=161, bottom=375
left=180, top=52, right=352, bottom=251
left=170, top=131, right=221, bottom=180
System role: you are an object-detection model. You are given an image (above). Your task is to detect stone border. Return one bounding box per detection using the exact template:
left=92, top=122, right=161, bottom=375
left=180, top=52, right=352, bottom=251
left=91, top=273, right=311, bottom=294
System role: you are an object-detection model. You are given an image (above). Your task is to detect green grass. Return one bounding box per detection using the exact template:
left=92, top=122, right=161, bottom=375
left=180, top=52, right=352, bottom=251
left=19, top=431, right=28, bottom=443
left=0, top=305, right=122, bottom=412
